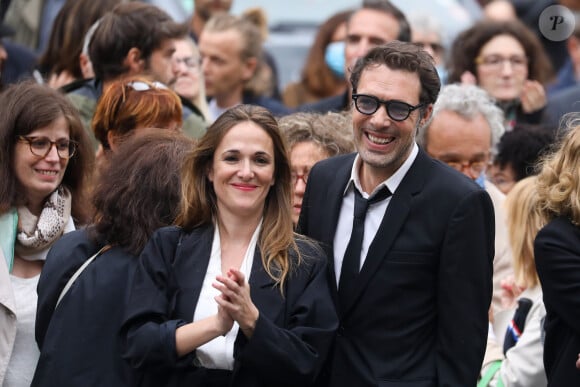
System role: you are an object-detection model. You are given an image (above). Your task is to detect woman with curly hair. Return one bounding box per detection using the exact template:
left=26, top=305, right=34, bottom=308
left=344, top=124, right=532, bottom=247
left=447, top=19, right=553, bottom=131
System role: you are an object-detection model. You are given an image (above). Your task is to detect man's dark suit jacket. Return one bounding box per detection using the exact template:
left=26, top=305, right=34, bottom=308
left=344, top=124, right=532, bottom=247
left=535, top=216, right=580, bottom=386
left=297, top=91, right=349, bottom=114
left=542, top=83, right=580, bottom=129
left=298, top=150, right=495, bottom=387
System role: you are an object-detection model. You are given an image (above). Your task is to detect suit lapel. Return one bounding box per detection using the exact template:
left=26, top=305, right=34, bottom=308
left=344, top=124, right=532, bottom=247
left=321, top=155, right=355, bottom=298
left=340, top=149, right=432, bottom=315
left=173, top=225, right=214, bottom=320
left=248, top=248, right=282, bottom=322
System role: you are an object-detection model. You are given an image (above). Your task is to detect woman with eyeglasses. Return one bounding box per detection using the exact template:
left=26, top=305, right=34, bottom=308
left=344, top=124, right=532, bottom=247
left=0, top=81, right=94, bottom=386
left=172, top=36, right=211, bottom=123
left=447, top=19, right=553, bottom=131
left=121, top=104, right=337, bottom=387
left=278, top=111, right=355, bottom=226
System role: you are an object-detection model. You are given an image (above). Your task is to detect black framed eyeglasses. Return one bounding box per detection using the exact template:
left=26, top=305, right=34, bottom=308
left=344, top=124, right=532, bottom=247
left=352, top=94, right=424, bottom=121
left=18, top=136, right=77, bottom=159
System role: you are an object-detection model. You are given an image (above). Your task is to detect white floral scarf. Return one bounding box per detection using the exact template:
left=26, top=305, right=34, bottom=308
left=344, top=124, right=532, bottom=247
left=15, top=186, right=72, bottom=261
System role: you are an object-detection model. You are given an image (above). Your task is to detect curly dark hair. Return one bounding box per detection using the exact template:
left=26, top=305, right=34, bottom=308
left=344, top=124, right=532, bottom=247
left=494, top=123, right=555, bottom=180
left=350, top=40, right=441, bottom=108
left=447, top=19, right=553, bottom=85
left=90, top=130, right=195, bottom=255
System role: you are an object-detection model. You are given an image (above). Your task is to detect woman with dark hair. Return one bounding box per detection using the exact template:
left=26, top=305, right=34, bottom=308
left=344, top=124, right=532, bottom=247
left=38, top=0, right=125, bottom=89
left=488, top=123, right=555, bottom=194
left=33, top=130, right=194, bottom=386
left=282, top=9, right=353, bottom=108
left=0, top=81, right=94, bottom=386
left=447, top=19, right=553, bottom=131
left=122, top=104, right=337, bottom=387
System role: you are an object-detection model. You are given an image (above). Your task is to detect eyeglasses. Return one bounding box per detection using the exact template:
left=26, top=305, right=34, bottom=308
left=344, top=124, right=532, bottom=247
left=291, top=171, right=309, bottom=185
left=475, top=55, right=528, bottom=71
left=126, top=81, right=168, bottom=91
left=444, top=160, right=488, bottom=176
left=352, top=94, right=424, bottom=121
left=413, top=41, right=444, bottom=54
left=18, top=136, right=76, bottom=159
left=174, top=56, right=200, bottom=70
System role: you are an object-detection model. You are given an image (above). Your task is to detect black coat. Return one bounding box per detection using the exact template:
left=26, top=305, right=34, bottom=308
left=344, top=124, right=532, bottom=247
left=121, top=225, right=337, bottom=387
left=33, top=230, right=138, bottom=387
left=298, top=150, right=495, bottom=387
left=535, top=216, right=580, bottom=386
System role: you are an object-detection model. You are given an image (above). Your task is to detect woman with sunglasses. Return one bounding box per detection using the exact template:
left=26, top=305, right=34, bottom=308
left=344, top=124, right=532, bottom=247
left=0, top=81, right=94, bottom=386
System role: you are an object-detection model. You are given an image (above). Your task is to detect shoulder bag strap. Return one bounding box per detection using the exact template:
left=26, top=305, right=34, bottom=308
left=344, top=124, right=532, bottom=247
left=55, top=244, right=111, bottom=308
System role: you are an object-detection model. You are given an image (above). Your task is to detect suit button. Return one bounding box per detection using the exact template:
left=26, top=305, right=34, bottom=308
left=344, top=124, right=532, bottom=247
left=337, top=325, right=345, bottom=337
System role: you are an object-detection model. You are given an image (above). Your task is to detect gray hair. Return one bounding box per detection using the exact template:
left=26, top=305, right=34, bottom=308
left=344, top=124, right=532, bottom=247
left=408, top=13, right=444, bottom=42
left=278, top=111, right=355, bottom=156
left=419, top=84, right=505, bottom=155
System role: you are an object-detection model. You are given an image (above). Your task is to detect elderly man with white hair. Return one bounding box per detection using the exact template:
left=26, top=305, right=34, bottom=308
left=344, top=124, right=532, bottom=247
left=418, top=83, right=513, bottom=316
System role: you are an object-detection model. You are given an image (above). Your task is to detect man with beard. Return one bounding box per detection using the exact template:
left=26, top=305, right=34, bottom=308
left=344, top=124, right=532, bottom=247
left=298, top=41, right=494, bottom=386
left=298, top=0, right=410, bottom=114
left=64, top=2, right=206, bottom=146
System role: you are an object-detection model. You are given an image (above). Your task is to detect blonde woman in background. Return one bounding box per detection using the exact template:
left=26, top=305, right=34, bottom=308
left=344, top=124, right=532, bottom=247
left=479, top=176, right=547, bottom=387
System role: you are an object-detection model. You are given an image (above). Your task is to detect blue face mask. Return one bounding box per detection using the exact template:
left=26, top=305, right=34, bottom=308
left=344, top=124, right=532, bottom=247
left=325, top=41, right=345, bottom=78
left=475, top=172, right=486, bottom=189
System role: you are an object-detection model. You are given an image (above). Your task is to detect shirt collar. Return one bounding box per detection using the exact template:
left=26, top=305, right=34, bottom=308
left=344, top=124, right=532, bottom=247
left=344, top=143, right=419, bottom=198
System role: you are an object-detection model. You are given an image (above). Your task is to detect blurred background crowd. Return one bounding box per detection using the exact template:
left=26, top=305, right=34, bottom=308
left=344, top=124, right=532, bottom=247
left=2, top=0, right=580, bottom=386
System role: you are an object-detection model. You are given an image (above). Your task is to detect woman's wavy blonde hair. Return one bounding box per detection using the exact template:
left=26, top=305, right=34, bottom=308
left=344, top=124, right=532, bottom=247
left=176, top=104, right=299, bottom=289
left=536, top=120, right=580, bottom=226
left=505, top=176, right=544, bottom=289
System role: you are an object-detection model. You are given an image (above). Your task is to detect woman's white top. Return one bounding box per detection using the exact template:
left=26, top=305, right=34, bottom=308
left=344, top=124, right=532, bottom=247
left=4, top=275, right=40, bottom=387
left=192, top=222, right=260, bottom=370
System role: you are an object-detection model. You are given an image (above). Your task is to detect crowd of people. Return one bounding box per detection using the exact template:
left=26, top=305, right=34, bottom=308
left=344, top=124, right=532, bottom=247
left=1, top=0, right=580, bottom=386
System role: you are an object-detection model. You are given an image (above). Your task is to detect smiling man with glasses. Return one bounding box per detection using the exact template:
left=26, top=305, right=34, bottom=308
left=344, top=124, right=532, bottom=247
left=298, top=41, right=494, bottom=387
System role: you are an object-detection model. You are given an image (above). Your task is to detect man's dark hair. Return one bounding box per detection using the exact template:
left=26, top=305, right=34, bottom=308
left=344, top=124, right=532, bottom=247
left=362, top=0, right=411, bottom=42
left=350, top=40, right=441, bottom=107
left=89, top=2, right=187, bottom=82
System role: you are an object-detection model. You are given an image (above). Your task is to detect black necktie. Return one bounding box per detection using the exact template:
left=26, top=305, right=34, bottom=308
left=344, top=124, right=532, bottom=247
left=338, top=185, right=392, bottom=311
